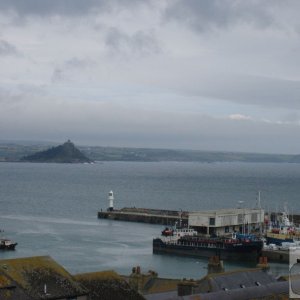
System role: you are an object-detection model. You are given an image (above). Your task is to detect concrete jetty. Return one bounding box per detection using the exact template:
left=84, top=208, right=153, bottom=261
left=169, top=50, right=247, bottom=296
left=98, top=207, right=300, bottom=265
left=98, top=207, right=188, bottom=226
left=261, top=249, right=290, bottom=263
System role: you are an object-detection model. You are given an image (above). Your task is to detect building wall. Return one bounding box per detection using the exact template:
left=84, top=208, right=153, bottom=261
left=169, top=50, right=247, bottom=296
left=216, top=215, right=238, bottom=227
left=189, top=215, right=209, bottom=227
left=189, top=209, right=264, bottom=228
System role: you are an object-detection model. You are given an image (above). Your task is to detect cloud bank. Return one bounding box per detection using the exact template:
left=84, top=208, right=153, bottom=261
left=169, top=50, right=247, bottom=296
left=0, top=0, right=300, bottom=154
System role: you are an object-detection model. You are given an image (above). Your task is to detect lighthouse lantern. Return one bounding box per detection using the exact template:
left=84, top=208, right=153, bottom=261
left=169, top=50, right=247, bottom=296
left=108, top=191, right=114, bottom=211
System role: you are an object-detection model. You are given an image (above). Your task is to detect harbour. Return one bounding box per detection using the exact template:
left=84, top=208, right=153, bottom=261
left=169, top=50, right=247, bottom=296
left=0, top=161, right=297, bottom=279
left=98, top=192, right=300, bottom=264
left=0, top=161, right=297, bottom=299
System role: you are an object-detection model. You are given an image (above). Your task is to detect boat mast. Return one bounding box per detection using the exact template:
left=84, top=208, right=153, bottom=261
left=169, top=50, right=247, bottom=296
left=257, top=191, right=263, bottom=236
left=238, top=201, right=245, bottom=234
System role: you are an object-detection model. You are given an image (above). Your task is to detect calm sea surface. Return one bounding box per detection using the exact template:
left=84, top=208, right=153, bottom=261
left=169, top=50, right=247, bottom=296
left=1, top=161, right=299, bottom=278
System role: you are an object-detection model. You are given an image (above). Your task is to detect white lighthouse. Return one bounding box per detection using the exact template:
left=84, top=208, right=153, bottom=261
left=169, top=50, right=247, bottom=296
left=108, top=190, right=114, bottom=211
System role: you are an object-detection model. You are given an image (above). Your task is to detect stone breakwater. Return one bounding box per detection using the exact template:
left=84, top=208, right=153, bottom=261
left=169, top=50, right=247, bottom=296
left=97, top=207, right=188, bottom=226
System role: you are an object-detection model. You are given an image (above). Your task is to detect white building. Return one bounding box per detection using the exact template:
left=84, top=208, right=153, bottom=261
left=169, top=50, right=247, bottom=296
left=189, top=208, right=264, bottom=236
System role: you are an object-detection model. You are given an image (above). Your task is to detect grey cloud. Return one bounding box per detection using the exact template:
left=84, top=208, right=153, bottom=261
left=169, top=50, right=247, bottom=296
left=163, top=0, right=283, bottom=32
left=166, top=72, right=300, bottom=110
left=65, top=57, right=93, bottom=69
left=50, top=58, right=94, bottom=83
left=0, top=89, right=20, bottom=106
left=202, top=75, right=300, bottom=110
left=282, top=112, right=300, bottom=123
left=105, top=27, right=161, bottom=57
left=1, top=95, right=299, bottom=153
left=0, top=0, right=149, bottom=17
left=0, top=84, right=44, bottom=98
left=0, top=40, right=18, bottom=56
left=0, top=0, right=106, bottom=16
left=51, top=68, right=64, bottom=83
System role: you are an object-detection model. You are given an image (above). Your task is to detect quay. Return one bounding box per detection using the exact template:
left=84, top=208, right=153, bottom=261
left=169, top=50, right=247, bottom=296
left=98, top=207, right=188, bottom=226
left=98, top=191, right=299, bottom=264
left=261, top=249, right=290, bottom=263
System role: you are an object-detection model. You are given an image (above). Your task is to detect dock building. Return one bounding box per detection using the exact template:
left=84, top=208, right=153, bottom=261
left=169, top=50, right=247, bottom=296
left=189, top=208, right=264, bottom=236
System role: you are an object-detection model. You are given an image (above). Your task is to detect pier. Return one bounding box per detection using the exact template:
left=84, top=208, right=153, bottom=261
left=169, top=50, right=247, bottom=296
left=98, top=207, right=188, bottom=226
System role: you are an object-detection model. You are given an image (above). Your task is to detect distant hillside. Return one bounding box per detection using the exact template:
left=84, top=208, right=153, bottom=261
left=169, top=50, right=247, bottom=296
left=0, top=140, right=299, bottom=163
left=21, top=140, right=91, bottom=163
left=80, top=146, right=295, bottom=163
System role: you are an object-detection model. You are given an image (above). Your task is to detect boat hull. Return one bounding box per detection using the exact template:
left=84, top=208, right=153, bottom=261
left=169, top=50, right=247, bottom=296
left=153, top=238, right=262, bottom=261
left=266, top=232, right=294, bottom=246
left=0, top=240, right=17, bottom=250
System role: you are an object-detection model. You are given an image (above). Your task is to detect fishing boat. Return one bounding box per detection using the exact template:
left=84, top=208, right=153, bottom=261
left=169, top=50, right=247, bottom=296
left=161, top=227, right=174, bottom=236
left=0, top=238, right=17, bottom=250
left=0, top=230, right=17, bottom=250
left=161, top=224, right=197, bottom=237
left=265, top=228, right=295, bottom=246
left=153, top=232, right=263, bottom=261
left=265, top=204, right=300, bottom=246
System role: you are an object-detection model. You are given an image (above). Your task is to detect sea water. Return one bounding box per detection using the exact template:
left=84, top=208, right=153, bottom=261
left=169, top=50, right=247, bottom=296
left=0, top=161, right=298, bottom=278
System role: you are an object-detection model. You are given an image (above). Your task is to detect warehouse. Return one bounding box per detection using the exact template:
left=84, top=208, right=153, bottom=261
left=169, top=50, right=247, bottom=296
left=189, top=208, right=264, bottom=236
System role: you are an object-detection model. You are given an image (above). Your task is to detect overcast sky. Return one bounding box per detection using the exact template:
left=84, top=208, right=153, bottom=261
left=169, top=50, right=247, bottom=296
left=0, top=0, right=300, bottom=154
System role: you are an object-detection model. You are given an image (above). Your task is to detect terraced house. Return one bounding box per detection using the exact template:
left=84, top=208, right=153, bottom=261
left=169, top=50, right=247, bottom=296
left=0, top=256, right=88, bottom=300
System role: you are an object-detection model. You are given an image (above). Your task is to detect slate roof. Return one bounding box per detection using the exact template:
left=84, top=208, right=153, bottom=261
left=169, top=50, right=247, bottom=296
left=142, top=277, right=181, bottom=295
left=0, top=273, right=31, bottom=300
left=183, top=281, right=290, bottom=300
left=144, top=281, right=290, bottom=300
left=197, top=268, right=276, bottom=292
left=0, top=256, right=88, bottom=300
left=144, top=268, right=292, bottom=300
left=75, top=270, right=145, bottom=300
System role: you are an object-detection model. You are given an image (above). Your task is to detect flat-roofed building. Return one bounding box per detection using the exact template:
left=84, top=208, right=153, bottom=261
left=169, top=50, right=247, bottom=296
left=189, top=208, right=264, bottom=235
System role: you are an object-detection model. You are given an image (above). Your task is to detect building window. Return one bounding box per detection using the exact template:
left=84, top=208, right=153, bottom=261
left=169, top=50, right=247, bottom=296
left=238, top=214, right=243, bottom=223
left=209, top=218, right=215, bottom=226
left=251, top=213, right=257, bottom=222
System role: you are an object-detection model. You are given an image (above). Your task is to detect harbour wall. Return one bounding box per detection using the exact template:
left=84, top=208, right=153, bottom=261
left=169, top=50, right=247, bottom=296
left=261, top=249, right=290, bottom=263
left=98, top=207, right=188, bottom=226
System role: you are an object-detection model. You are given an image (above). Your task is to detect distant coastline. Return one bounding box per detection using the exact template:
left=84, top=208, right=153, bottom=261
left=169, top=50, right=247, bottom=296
left=0, top=140, right=299, bottom=163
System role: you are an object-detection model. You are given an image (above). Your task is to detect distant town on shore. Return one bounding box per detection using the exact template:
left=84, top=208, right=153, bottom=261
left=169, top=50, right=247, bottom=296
left=0, top=140, right=300, bottom=163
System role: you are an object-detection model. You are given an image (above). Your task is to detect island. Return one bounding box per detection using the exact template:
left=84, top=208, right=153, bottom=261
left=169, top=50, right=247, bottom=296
left=21, top=140, right=92, bottom=163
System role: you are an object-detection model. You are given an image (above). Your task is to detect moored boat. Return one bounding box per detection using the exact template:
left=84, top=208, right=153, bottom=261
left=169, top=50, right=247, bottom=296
left=265, top=204, right=300, bottom=246
left=161, top=227, right=173, bottom=236
left=153, top=233, right=263, bottom=261
left=161, top=225, right=197, bottom=237
left=0, top=238, right=17, bottom=250
left=265, top=230, right=295, bottom=246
